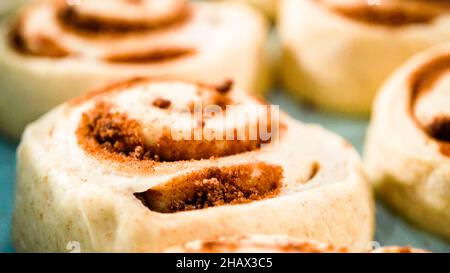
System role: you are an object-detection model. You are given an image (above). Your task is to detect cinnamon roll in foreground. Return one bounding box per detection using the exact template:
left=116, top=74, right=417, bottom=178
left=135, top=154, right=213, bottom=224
left=13, top=78, right=373, bottom=252
left=0, top=0, right=269, bottom=139
left=364, top=43, right=450, bottom=239
left=166, top=235, right=427, bottom=253
left=278, top=0, right=450, bottom=115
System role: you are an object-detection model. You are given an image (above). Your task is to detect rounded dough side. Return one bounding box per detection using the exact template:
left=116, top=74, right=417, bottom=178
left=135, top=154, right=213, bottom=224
left=278, top=0, right=450, bottom=116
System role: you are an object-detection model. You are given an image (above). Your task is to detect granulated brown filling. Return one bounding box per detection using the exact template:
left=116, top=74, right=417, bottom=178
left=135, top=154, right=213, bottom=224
left=410, top=55, right=450, bottom=156
left=77, top=98, right=269, bottom=162
left=137, top=163, right=283, bottom=213
left=322, top=0, right=449, bottom=27
left=167, top=177, right=263, bottom=212
left=76, top=102, right=155, bottom=160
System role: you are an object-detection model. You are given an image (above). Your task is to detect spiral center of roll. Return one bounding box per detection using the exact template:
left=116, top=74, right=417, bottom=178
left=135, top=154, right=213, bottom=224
left=9, top=0, right=194, bottom=61
left=76, top=80, right=277, bottom=162
left=320, top=0, right=450, bottom=26
left=135, top=163, right=283, bottom=213
left=410, top=55, right=450, bottom=156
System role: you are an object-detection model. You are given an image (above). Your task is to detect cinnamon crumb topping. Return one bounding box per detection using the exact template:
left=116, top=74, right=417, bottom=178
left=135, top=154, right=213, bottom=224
left=152, top=98, right=172, bottom=109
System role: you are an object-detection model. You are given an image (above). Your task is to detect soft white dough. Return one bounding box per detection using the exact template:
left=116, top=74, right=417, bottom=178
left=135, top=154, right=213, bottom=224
left=13, top=78, right=374, bottom=252
left=364, top=43, right=450, bottom=240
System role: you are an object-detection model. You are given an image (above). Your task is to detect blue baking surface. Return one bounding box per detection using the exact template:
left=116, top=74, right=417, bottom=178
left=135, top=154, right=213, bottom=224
left=0, top=136, right=16, bottom=253
left=0, top=90, right=448, bottom=253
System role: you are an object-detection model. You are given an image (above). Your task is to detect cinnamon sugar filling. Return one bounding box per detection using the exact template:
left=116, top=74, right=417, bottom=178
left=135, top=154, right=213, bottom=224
left=105, top=48, right=195, bottom=64
left=320, top=0, right=449, bottom=26
left=57, top=2, right=190, bottom=34
left=76, top=100, right=269, bottom=162
left=9, top=1, right=193, bottom=63
left=135, top=163, right=283, bottom=213
left=9, top=20, right=69, bottom=58
left=410, top=55, right=450, bottom=156
left=76, top=102, right=153, bottom=160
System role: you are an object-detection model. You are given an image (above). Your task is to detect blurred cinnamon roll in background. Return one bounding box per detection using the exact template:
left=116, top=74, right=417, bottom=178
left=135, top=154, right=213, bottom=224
left=364, top=43, right=450, bottom=240
left=0, top=0, right=270, bottom=139
left=278, top=0, right=450, bottom=116
left=13, top=78, right=373, bottom=252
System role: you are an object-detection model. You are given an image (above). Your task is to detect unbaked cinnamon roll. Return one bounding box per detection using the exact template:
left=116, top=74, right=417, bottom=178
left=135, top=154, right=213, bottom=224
left=166, top=234, right=427, bottom=253
left=0, top=0, right=270, bottom=139
left=364, top=43, right=450, bottom=239
left=13, top=78, right=374, bottom=252
left=278, top=0, right=450, bottom=116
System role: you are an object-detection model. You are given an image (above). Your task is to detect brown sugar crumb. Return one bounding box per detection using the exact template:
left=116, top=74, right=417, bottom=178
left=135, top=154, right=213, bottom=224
left=215, top=80, right=234, bottom=94
left=77, top=102, right=153, bottom=160
left=426, top=116, right=450, bottom=142
left=167, top=177, right=252, bottom=212
left=138, top=163, right=283, bottom=213
left=152, top=98, right=172, bottom=109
